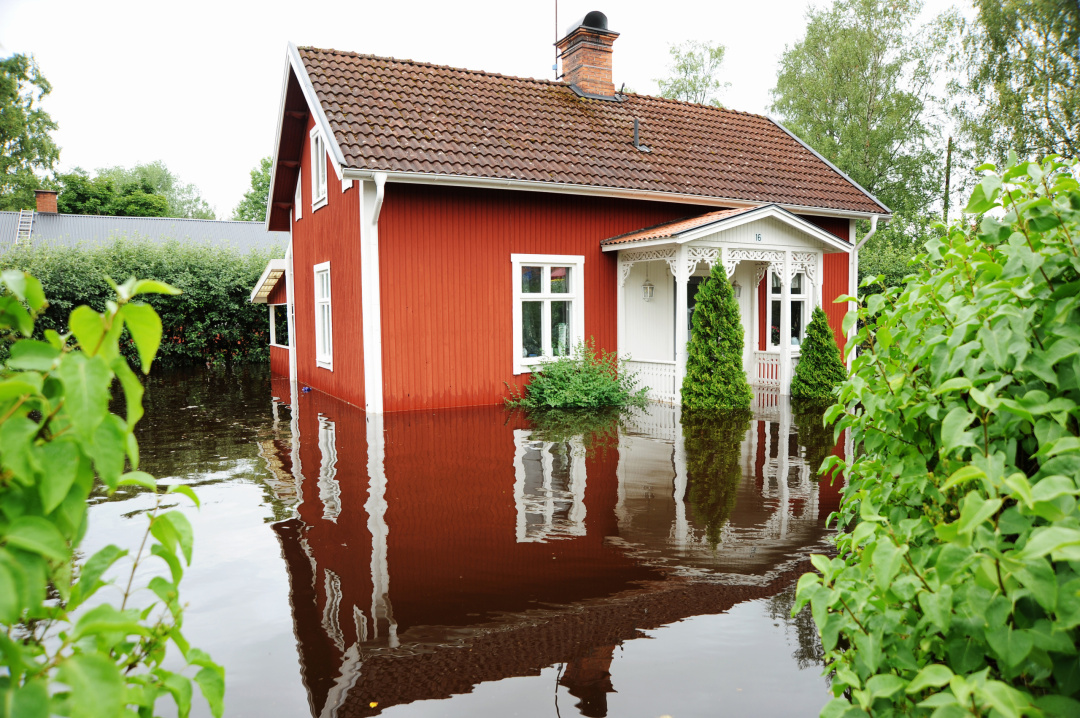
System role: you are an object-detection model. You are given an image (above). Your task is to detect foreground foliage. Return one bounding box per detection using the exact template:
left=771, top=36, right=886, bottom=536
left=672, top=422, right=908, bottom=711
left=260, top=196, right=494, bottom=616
left=1, top=238, right=281, bottom=367
left=798, top=158, right=1080, bottom=716
left=681, top=263, right=752, bottom=411
left=791, top=306, right=848, bottom=401
left=0, top=272, right=223, bottom=716
left=506, top=340, right=648, bottom=410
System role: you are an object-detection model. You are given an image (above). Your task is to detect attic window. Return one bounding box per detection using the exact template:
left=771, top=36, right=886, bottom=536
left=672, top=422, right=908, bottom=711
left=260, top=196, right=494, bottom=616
left=310, top=128, right=328, bottom=211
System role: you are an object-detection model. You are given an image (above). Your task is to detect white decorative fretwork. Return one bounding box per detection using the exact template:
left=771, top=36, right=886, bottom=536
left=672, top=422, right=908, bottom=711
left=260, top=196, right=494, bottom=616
left=619, top=248, right=678, bottom=286
left=791, top=251, right=818, bottom=284
left=685, top=246, right=719, bottom=275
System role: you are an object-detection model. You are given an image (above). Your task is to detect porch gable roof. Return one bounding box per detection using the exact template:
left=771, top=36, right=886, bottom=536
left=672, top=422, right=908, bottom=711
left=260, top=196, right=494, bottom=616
left=600, top=204, right=853, bottom=253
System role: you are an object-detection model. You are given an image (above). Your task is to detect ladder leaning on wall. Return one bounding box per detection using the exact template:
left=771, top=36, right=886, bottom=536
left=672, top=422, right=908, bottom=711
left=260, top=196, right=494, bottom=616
left=15, top=210, right=34, bottom=243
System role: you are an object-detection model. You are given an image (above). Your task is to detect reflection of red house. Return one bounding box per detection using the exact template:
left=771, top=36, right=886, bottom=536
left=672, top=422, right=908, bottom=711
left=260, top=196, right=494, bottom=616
left=268, top=383, right=844, bottom=717
left=250, top=11, right=889, bottom=412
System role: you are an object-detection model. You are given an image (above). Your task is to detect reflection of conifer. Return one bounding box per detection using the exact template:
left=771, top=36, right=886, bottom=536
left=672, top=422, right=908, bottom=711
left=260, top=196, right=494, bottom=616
left=791, top=400, right=838, bottom=480
left=682, top=264, right=753, bottom=410
left=790, top=306, right=847, bottom=400
left=682, top=409, right=751, bottom=548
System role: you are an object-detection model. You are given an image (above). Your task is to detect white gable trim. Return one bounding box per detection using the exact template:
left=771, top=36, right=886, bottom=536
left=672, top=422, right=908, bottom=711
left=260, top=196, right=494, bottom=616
left=287, top=43, right=348, bottom=174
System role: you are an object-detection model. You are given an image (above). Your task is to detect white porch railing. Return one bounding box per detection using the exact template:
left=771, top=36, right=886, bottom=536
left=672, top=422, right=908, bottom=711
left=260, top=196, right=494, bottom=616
left=751, top=352, right=799, bottom=392
left=625, top=360, right=677, bottom=405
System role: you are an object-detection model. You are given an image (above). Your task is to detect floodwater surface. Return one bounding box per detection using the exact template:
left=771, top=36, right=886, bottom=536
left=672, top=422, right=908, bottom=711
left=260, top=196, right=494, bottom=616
left=83, top=368, right=843, bottom=718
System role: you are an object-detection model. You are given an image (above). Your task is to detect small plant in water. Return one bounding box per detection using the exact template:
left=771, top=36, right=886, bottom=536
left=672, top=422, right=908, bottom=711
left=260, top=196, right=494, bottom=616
left=0, top=271, right=224, bottom=717
left=505, top=339, right=648, bottom=410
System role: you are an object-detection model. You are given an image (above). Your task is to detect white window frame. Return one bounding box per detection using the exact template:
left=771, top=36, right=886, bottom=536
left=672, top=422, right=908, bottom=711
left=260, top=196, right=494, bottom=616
left=310, top=128, right=328, bottom=212
left=511, top=254, right=585, bottom=375
left=314, top=261, right=333, bottom=370
left=768, top=270, right=809, bottom=352
left=294, top=168, right=302, bottom=221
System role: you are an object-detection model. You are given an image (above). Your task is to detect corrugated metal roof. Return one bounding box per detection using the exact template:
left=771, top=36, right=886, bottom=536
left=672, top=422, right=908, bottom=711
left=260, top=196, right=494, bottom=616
left=0, top=212, right=289, bottom=255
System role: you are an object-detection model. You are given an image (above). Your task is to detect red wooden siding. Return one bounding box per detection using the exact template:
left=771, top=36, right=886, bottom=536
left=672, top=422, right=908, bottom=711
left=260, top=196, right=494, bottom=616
left=290, top=115, right=366, bottom=408
left=377, top=185, right=696, bottom=411
left=822, top=253, right=849, bottom=356
left=800, top=214, right=850, bottom=243
left=269, top=345, right=289, bottom=376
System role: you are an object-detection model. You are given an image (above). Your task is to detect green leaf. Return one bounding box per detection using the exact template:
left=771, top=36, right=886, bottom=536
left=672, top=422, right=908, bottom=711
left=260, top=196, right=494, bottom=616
left=941, top=465, right=985, bottom=491
left=1019, top=526, right=1080, bottom=560
left=0, top=552, right=26, bottom=623
left=8, top=677, right=49, bottom=718
left=866, top=673, right=905, bottom=700
left=919, top=585, right=953, bottom=633
left=940, top=408, right=977, bottom=452
left=194, top=665, right=225, bottom=718
left=89, top=414, right=128, bottom=490
left=57, top=654, right=124, bottom=718
left=111, top=357, right=144, bottom=429
left=168, top=484, right=201, bottom=508
left=118, top=471, right=156, bottom=490
left=872, top=539, right=905, bottom=591
left=957, top=492, right=1002, bottom=535
left=986, top=627, right=1034, bottom=668
left=933, top=378, right=972, bottom=395
left=72, top=603, right=148, bottom=640
left=70, top=545, right=126, bottom=609
left=56, top=352, right=111, bottom=441
left=38, top=439, right=79, bottom=513
left=161, top=672, right=193, bottom=718
left=1, top=269, right=27, bottom=301
left=68, top=305, right=105, bottom=355
left=907, top=664, right=954, bottom=694
left=842, top=310, right=858, bottom=337
left=151, top=543, right=184, bottom=585
left=160, top=511, right=194, bottom=565
left=4, top=516, right=69, bottom=561
left=978, top=680, right=1032, bottom=718
left=121, top=302, right=163, bottom=374
left=132, top=279, right=181, bottom=296
left=0, top=378, right=43, bottom=402
left=7, top=340, right=60, bottom=371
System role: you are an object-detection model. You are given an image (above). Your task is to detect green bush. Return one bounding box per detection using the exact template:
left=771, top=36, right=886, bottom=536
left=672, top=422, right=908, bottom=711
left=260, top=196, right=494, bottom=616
left=791, top=305, right=848, bottom=401
left=681, top=263, right=753, bottom=410
left=506, top=339, right=648, bottom=410
left=0, top=237, right=282, bottom=367
left=0, top=271, right=223, bottom=716
left=797, top=157, right=1080, bottom=716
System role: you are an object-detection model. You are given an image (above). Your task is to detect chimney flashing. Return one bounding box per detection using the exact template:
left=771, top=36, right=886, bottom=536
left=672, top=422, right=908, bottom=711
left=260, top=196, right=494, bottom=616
left=568, top=84, right=625, bottom=102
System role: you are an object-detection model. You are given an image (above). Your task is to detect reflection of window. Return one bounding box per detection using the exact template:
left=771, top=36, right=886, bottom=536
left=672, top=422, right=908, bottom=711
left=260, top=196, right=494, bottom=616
left=511, top=254, right=585, bottom=374
left=317, top=415, right=340, bottom=521
left=769, top=271, right=808, bottom=349
left=314, top=262, right=332, bottom=369
left=513, top=430, right=586, bottom=542
left=322, top=569, right=345, bottom=651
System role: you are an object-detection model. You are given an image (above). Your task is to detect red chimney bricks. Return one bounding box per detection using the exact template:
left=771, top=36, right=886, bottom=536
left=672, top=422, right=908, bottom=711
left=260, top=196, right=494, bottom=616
left=34, top=190, right=58, bottom=214
left=556, top=23, right=619, bottom=98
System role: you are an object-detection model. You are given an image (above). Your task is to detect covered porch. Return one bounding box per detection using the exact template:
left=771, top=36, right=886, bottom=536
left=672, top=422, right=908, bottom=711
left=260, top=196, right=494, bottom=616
left=605, top=205, right=852, bottom=403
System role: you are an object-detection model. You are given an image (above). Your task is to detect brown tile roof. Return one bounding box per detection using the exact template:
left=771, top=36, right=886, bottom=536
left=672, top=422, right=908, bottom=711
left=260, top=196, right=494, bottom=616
left=600, top=206, right=757, bottom=246
left=297, top=48, right=889, bottom=215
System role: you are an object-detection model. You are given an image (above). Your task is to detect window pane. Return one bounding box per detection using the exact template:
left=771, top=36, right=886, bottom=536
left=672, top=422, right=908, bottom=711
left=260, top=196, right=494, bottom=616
left=771, top=272, right=781, bottom=295
left=522, top=301, right=542, bottom=357
left=551, top=301, right=571, bottom=356
left=521, top=266, right=542, bottom=294
left=791, top=301, right=804, bottom=346
left=791, top=272, right=803, bottom=295
left=770, top=300, right=781, bottom=346
left=550, top=267, right=570, bottom=294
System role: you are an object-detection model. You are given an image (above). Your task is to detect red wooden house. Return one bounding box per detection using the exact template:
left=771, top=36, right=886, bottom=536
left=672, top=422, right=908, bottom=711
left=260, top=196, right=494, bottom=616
left=250, top=11, right=889, bottom=413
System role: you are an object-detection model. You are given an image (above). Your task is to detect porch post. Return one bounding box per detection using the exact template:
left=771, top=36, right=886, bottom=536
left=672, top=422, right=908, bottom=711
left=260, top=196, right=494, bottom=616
left=268, top=305, right=276, bottom=346
left=674, top=246, right=689, bottom=396
left=780, top=250, right=792, bottom=395
left=616, top=255, right=626, bottom=359
left=816, top=251, right=824, bottom=308
left=750, top=265, right=759, bottom=378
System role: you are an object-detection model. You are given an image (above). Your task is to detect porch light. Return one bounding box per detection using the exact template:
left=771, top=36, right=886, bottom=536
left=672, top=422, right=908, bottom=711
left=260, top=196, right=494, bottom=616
left=732, top=281, right=742, bottom=299
left=641, top=263, right=655, bottom=302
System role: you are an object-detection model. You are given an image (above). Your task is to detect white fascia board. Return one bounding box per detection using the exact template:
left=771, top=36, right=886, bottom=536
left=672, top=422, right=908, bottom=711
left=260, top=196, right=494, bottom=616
left=250, top=258, right=288, bottom=303
left=339, top=168, right=893, bottom=221
left=287, top=42, right=349, bottom=176
left=264, top=51, right=294, bottom=232
left=767, top=116, right=893, bottom=215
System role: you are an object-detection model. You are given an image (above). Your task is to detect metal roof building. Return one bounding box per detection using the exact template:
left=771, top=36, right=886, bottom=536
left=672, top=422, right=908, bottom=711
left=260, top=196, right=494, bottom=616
left=0, top=210, right=288, bottom=255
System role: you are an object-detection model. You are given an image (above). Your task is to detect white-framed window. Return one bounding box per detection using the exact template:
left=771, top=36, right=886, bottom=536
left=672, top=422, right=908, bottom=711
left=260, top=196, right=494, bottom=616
left=511, top=254, right=585, bottom=375
left=294, top=168, right=302, bottom=221
left=314, top=261, right=333, bottom=369
left=769, top=271, right=808, bottom=350
left=310, top=128, right=328, bottom=211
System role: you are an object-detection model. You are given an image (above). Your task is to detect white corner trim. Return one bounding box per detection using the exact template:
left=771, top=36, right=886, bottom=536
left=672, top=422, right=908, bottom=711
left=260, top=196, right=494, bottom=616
left=285, top=225, right=298, bottom=383
left=360, top=178, right=387, bottom=413
left=510, top=254, right=585, bottom=376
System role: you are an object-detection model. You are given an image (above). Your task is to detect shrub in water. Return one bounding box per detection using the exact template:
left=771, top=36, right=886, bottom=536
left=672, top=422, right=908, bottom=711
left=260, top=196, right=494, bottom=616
left=681, top=263, right=752, bottom=410
left=506, top=340, right=648, bottom=410
left=0, top=272, right=224, bottom=716
left=797, top=157, right=1080, bottom=716
left=790, top=305, right=847, bottom=401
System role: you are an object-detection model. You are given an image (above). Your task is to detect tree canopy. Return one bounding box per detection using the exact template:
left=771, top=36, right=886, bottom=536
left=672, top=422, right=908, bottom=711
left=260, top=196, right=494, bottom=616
left=96, top=161, right=215, bottom=219
left=232, top=157, right=271, bottom=222
left=0, top=54, right=60, bottom=211
left=55, top=162, right=214, bottom=219
left=655, top=41, right=728, bottom=107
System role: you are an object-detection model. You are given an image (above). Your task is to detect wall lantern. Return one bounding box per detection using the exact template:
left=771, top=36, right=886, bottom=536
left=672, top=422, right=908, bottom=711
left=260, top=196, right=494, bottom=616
left=641, top=263, right=655, bottom=302
left=732, top=281, right=742, bottom=299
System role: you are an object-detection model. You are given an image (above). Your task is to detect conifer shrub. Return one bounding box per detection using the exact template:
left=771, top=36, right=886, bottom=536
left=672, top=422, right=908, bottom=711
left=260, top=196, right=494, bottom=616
left=681, top=263, right=753, bottom=410
left=790, top=305, right=847, bottom=401
left=797, top=157, right=1080, bottom=716
left=505, top=339, right=648, bottom=410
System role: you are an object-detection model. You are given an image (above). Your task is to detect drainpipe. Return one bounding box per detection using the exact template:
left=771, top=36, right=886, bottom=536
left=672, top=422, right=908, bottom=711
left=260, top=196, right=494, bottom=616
left=847, top=215, right=879, bottom=369
left=285, top=231, right=298, bottom=385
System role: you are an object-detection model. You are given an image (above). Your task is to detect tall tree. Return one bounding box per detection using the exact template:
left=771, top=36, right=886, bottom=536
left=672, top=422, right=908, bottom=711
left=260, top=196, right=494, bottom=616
left=56, top=168, right=169, bottom=217
left=770, top=0, right=956, bottom=217
left=0, top=54, right=60, bottom=210
left=232, top=157, right=272, bottom=222
left=97, top=161, right=215, bottom=219
left=952, top=0, right=1080, bottom=164
left=655, top=41, right=728, bottom=107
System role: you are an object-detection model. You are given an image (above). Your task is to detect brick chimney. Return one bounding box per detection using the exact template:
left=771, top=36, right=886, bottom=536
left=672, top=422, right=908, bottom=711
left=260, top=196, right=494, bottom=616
left=556, top=11, right=619, bottom=99
left=34, top=190, right=58, bottom=214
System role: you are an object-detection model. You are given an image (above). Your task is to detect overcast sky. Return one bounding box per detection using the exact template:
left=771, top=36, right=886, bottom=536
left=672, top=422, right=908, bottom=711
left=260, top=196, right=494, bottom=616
left=0, top=0, right=961, bottom=219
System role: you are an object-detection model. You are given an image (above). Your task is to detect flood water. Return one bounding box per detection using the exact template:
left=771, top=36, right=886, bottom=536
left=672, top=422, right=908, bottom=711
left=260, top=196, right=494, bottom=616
left=84, top=368, right=843, bottom=718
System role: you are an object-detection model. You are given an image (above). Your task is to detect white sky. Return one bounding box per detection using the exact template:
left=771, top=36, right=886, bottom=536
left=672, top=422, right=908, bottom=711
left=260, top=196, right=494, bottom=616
left=0, top=0, right=960, bottom=218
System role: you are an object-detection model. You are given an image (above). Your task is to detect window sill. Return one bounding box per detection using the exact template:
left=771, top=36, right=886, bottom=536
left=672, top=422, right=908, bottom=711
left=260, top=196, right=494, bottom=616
left=316, top=360, right=333, bottom=371
left=311, top=195, right=328, bottom=213
left=269, top=343, right=290, bottom=349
